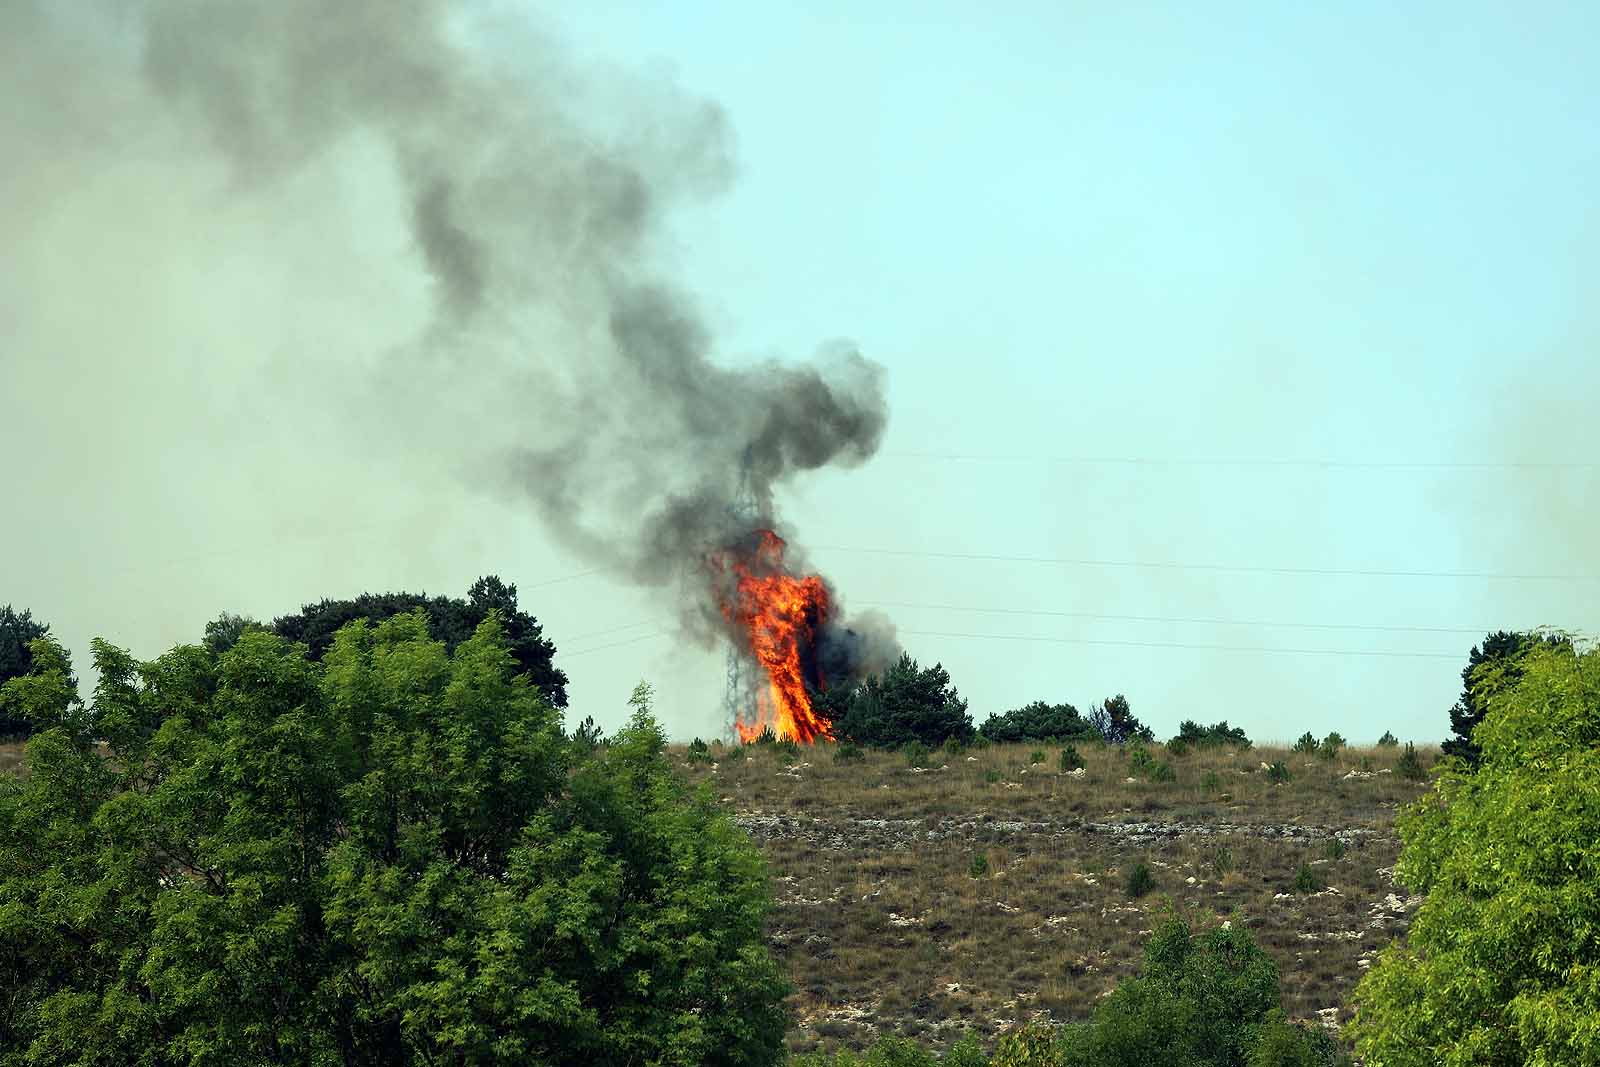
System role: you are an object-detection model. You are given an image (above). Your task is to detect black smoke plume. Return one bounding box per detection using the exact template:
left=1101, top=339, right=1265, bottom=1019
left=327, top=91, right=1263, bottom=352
left=10, top=1, right=897, bottom=689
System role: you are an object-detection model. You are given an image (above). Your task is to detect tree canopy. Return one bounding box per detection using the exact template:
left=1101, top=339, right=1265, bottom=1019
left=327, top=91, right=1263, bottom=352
left=1086, top=695, right=1152, bottom=745
left=0, top=615, right=785, bottom=1066
left=978, top=700, right=1099, bottom=744
left=1350, top=640, right=1600, bottom=1063
left=1172, top=720, right=1252, bottom=750
left=0, top=606, right=52, bottom=738
left=1440, top=629, right=1569, bottom=768
left=821, top=653, right=973, bottom=748
left=271, top=574, right=568, bottom=707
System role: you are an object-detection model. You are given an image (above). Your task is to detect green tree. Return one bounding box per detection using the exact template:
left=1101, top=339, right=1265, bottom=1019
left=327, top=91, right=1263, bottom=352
left=272, top=574, right=568, bottom=707
left=1349, top=641, right=1600, bottom=1064
left=0, top=615, right=785, bottom=1066
left=1087, top=695, right=1153, bottom=745
left=1054, top=914, right=1333, bottom=1066
left=1172, top=720, right=1252, bottom=750
left=824, top=653, right=973, bottom=748
left=1441, top=629, right=1569, bottom=768
left=979, top=700, right=1099, bottom=744
left=0, top=606, right=56, bottom=738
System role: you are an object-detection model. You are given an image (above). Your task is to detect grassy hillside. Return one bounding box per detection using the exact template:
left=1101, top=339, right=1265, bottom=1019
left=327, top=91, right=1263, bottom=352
left=0, top=734, right=1435, bottom=1058
left=672, top=738, right=1435, bottom=1057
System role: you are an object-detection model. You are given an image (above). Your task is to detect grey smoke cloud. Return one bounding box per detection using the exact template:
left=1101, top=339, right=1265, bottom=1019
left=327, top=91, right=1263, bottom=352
left=0, top=0, right=899, bottom=743
left=2, top=0, right=888, bottom=669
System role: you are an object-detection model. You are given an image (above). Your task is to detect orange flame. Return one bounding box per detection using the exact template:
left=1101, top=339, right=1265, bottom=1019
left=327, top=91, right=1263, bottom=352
left=714, top=529, right=834, bottom=744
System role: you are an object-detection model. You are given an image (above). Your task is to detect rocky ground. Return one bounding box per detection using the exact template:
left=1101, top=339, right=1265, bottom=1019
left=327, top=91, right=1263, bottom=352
left=675, top=739, right=1433, bottom=1057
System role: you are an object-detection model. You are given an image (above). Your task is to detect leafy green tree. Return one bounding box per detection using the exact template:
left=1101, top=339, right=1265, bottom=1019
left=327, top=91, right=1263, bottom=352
left=273, top=574, right=568, bottom=706
left=1053, top=914, right=1334, bottom=1066
left=825, top=653, right=973, bottom=748
left=0, top=606, right=56, bottom=738
left=1349, top=642, right=1600, bottom=1064
left=1172, top=720, right=1252, bottom=750
left=1441, top=629, right=1569, bottom=768
left=0, top=615, right=785, bottom=1066
left=979, top=700, right=1099, bottom=744
left=201, top=610, right=265, bottom=653
left=1087, top=695, right=1152, bottom=745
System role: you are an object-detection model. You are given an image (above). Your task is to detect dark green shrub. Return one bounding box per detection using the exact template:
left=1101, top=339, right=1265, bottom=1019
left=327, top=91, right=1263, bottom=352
left=1127, top=744, right=1157, bottom=777
left=1293, top=863, right=1321, bottom=893
left=724, top=744, right=746, bottom=762
left=1248, top=1010, right=1343, bottom=1067
left=833, top=741, right=865, bottom=764
left=978, top=699, right=1098, bottom=744
left=752, top=725, right=777, bottom=746
left=1059, top=745, right=1085, bottom=772
left=903, top=740, right=930, bottom=768
left=1377, top=730, right=1399, bottom=747
left=571, top=715, right=605, bottom=752
left=1088, top=694, right=1154, bottom=745
left=1029, top=748, right=1046, bottom=765
left=1442, top=629, right=1572, bottom=768
left=1266, top=760, right=1291, bottom=784
left=1172, top=719, right=1253, bottom=750
left=943, top=736, right=968, bottom=757
left=1166, top=737, right=1191, bottom=758
left=1125, top=860, right=1156, bottom=898
left=686, top=737, right=712, bottom=763
left=1324, top=837, right=1348, bottom=861
left=826, top=653, right=974, bottom=749
left=1318, top=732, right=1346, bottom=760
left=1398, top=741, right=1427, bottom=781
left=1150, top=760, right=1176, bottom=783
left=1200, top=770, right=1221, bottom=792
left=1293, top=731, right=1319, bottom=754
left=984, top=768, right=1003, bottom=785
left=1003, top=917, right=1336, bottom=1065
left=968, top=853, right=989, bottom=879
left=1210, top=846, right=1235, bottom=879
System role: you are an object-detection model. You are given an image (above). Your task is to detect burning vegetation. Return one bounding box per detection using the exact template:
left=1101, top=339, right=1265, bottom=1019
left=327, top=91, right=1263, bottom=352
left=710, top=529, right=836, bottom=744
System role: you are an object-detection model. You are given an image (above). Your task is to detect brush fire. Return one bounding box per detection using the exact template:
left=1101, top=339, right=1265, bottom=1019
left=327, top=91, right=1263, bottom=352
left=710, top=529, right=837, bottom=743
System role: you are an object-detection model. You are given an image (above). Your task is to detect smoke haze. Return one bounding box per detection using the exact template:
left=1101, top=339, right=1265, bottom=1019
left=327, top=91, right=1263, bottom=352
left=1, top=0, right=889, bottom=704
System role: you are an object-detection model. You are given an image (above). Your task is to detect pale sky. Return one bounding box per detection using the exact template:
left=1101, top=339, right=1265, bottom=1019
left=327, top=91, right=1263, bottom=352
left=4, top=2, right=1596, bottom=745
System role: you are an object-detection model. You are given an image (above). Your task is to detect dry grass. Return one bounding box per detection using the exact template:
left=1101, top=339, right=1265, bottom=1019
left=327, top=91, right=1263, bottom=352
left=675, top=739, right=1435, bottom=1055
left=1, top=734, right=1431, bottom=1055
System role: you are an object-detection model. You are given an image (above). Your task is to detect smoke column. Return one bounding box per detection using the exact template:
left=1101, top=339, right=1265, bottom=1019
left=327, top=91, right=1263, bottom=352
left=1, top=0, right=897, bottom=715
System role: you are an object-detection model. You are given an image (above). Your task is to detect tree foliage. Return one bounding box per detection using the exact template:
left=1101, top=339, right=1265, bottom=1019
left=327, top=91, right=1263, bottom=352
left=978, top=701, right=1099, bottom=744
left=1441, top=629, right=1569, bottom=768
left=822, top=653, right=973, bottom=748
left=1086, top=695, right=1152, bottom=745
left=1172, top=720, right=1252, bottom=750
left=0, top=616, right=785, bottom=1066
left=1349, top=641, right=1600, bottom=1064
left=272, top=575, right=568, bottom=707
left=0, top=606, right=54, bottom=738
left=1055, top=914, right=1336, bottom=1066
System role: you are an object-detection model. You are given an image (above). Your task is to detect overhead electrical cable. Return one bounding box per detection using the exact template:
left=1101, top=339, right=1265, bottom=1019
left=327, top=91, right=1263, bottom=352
left=855, top=599, right=1507, bottom=635
left=898, top=629, right=1463, bottom=660
left=813, top=544, right=1599, bottom=582
left=883, top=451, right=1600, bottom=471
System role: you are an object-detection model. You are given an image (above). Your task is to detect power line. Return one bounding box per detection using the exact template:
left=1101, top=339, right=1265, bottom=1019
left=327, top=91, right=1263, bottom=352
left=899, top=629, right=1463, bottom=660
left=858, top=599, right=1497, bottom=635
left=814, top=544, right=1599, bottom=582
left=563, top=630, right=670, bottom=658
left=884, top=450, right=1600, bottom=471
